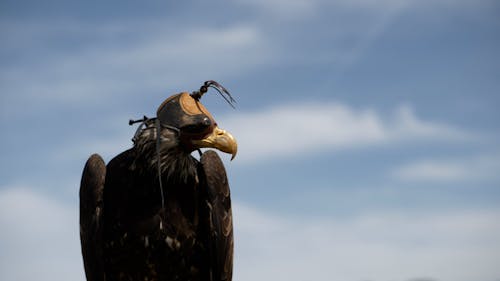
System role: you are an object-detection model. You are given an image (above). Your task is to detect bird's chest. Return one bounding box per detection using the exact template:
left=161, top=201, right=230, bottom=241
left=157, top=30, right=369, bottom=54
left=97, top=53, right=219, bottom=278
left=103, top=181, right=206, bottom=280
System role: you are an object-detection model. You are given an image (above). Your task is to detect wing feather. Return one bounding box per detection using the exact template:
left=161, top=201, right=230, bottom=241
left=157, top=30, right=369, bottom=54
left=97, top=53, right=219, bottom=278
left=80, top=154, right=106, bottom=281
left=200, top=150, right=234, bottom=281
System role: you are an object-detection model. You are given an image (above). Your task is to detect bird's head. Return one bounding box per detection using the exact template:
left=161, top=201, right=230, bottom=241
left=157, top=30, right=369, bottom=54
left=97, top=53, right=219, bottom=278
left=132, top=81, right=237, bottom=163
left=156, top=90, right=238, bottom=159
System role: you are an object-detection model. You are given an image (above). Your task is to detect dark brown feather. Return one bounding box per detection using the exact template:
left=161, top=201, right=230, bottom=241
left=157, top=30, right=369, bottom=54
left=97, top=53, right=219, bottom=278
left=80, top=154, right=106, bottom=281
left=200, top=150, right=234, bottom=281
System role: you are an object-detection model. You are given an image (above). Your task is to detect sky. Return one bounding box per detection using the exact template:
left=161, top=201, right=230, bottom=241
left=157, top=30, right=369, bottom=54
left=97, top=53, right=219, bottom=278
left=1, top=0, right=500, bottom=280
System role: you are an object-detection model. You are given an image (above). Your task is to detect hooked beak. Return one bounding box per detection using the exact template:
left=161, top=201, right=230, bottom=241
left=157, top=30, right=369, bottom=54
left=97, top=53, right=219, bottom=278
left=192, top=126, right=238, bottom=160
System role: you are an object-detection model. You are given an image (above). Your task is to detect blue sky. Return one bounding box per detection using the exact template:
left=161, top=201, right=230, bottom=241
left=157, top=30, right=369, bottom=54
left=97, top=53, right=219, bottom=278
left=1, top=0, right=500, bottom=280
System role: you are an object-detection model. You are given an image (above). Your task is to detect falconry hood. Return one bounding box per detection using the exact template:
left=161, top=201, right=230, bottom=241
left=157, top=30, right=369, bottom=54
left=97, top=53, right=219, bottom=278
left=156, top=81, right=238, bottom=160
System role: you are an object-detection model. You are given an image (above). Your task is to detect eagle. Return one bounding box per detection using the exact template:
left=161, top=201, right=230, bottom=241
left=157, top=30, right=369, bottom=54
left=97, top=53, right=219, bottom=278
left=79, top=81, right=237, bottom=281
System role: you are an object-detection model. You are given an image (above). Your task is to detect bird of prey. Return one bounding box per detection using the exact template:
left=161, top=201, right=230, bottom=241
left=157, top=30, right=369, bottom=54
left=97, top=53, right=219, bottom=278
left=79, top=81, right=237, bottom=281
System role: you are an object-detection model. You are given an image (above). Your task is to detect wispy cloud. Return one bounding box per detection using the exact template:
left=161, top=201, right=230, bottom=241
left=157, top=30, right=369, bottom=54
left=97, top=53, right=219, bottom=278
left=0, top=0, right=416, bottom=116
left=51, top=102, right=475, bottom=165
left=0, top=187, right=84, bottom=281
left=233, top=0, right=413, bottom=19
left=220, top=102, right=476, bottom=163
left=1, top=24, right=270, bottom=116
left=233, top=0, right=318, bottom=18
left=392, top=153, right=500, bottom=182
left=233, top=202, right=500, bottom=281
left=2, top=186, right=499, bottom=281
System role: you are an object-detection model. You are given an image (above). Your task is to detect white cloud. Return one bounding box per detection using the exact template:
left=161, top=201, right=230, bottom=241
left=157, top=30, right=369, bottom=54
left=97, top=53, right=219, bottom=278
left=53, top=129, right=133, bottom=165
left=392, top=153, right=500, bottom=182
left=220, top=102, right=475, bottom=163
left=0, top=187, right=85, bottom=281
left=233, top=0, right=318, bottom=18
left=230, top=0, right=415, bottom=70
left=0, top=24, right=270, bottom=114
left=33, top=101, right=478, bottom=167
left=0, top=0, right=419, bottom=115
left=39, top=99, right=476, bottom=166
left=233, top=202, right=500, bottom=281
left=233, top=0, right=413, bottom=18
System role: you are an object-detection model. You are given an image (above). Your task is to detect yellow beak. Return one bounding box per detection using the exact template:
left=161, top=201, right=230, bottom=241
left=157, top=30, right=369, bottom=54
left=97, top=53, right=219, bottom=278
left=192, top=126, right=238, bottom=160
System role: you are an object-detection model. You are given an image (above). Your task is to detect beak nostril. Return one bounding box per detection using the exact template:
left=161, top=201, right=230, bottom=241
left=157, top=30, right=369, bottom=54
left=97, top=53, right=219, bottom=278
left=191, top=126, right=237, bottom=159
